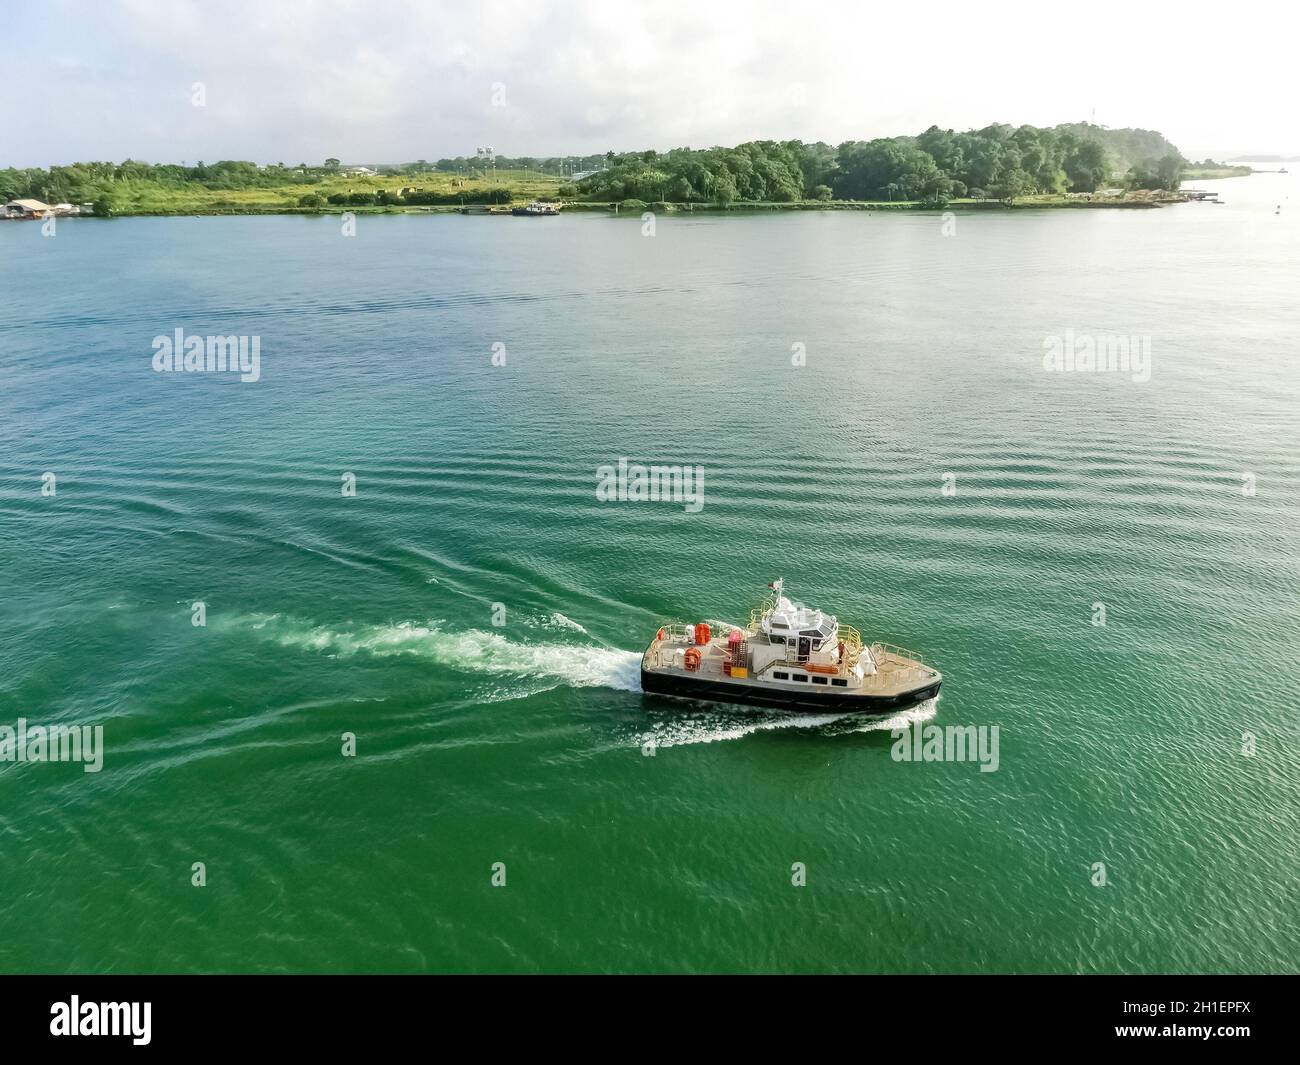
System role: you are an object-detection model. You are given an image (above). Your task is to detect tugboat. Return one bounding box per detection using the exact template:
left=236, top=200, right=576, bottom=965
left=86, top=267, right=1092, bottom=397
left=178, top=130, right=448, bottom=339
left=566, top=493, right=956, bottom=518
left=640, top=580, right=941, bottom=714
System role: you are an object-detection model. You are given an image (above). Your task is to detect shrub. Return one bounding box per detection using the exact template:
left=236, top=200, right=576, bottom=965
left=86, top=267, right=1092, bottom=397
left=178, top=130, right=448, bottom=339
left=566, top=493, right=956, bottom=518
left=401, top=187, right=511, bottom=206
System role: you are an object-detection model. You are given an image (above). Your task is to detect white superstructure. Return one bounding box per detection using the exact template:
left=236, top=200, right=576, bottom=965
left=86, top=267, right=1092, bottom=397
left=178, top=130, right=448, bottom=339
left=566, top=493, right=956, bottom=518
left=641, top=580, right=941, bottom=709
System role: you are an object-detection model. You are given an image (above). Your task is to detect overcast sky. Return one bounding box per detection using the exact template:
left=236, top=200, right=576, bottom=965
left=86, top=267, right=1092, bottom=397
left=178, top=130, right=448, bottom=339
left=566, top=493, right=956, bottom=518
left=5, top=0, right=1295, bottom=168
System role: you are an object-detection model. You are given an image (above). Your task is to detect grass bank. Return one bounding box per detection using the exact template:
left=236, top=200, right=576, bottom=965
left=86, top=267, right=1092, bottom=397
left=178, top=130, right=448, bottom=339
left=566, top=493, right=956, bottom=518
left=92, top=168, right=564, bottom=215
left=1183, top=165, right=1252, bottom=180
left=72, top=172, right=1202, bottom=218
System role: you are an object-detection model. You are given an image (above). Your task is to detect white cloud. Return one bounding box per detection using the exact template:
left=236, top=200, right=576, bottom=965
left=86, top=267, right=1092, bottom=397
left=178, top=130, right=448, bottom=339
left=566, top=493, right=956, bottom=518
left=5, top=0, right=1297, bottom=166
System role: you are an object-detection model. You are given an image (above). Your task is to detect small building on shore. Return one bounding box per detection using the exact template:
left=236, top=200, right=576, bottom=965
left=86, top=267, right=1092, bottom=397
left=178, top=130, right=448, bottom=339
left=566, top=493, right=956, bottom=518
left=2, top=198, right=51, bottom=219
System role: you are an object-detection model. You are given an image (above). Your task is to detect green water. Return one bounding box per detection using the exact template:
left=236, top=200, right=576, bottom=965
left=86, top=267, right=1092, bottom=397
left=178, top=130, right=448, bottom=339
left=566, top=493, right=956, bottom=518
left=1, top=173, right=1297, bottom=973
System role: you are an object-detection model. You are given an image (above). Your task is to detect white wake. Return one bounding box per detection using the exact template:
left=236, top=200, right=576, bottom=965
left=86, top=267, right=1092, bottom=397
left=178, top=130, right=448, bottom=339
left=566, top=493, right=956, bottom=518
left=236, top=612, right=642, bottom=692
left=633, top=697, right=940, bottom=748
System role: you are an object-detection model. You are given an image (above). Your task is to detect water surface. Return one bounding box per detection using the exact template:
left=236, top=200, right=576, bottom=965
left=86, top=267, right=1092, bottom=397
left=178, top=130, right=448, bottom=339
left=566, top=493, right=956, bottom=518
left=1, top=170, right=1297, bottom=972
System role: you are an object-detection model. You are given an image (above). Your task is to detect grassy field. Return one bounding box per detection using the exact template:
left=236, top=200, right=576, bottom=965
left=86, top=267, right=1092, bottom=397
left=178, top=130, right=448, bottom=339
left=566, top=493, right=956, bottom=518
left=100, top=168, right=565, bottom=214
left=79, top=170, right=1199, bottom=216
left=1182, top=164, right=1252, bottom=180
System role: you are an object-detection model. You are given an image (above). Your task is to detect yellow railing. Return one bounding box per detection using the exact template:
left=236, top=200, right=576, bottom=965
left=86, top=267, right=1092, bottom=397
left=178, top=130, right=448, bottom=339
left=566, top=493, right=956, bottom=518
left=870, top=641, right=925, bottom=665
left=837, top=623, right=863, bottom=665
left=747, top=592, right=777, bottom=634
left=869, top=643, right=938, bottom=683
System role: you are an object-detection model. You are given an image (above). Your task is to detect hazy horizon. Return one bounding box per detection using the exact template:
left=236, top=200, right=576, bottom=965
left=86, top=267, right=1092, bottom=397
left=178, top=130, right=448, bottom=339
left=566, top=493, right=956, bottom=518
left=5, top=0, right=1297, bottom=169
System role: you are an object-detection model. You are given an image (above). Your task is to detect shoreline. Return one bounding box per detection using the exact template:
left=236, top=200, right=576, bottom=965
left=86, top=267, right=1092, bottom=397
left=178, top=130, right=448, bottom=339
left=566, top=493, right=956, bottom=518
left=19, top=194, right=1205, bottom=220
left=8, top=155, right=1265, bottom=222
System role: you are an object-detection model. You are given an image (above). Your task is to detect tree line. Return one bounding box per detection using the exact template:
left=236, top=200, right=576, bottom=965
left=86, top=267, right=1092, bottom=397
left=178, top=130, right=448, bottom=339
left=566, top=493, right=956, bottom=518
left=1, top=123, right=1188, bottom=211
left=577, top=123, right=1187, bottom=205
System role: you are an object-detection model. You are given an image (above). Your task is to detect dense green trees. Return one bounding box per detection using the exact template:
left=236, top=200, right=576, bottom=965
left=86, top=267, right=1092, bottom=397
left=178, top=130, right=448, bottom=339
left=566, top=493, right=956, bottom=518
left=429, top=153, right=609, bottom=176
left=576, top=123, right=1186, bottom=204
left=827, top=123, right=1178, bottom=203
left=579, top=140, right=807, bottom=203
left=578, top=141, right=809, bottom=204
left=1125, top=153, right=1188, bottom=191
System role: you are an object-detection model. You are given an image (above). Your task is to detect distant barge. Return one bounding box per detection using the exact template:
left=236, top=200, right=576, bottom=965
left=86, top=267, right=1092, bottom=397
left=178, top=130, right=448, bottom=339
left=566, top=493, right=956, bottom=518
left=511, top=200, right=560, bottom=216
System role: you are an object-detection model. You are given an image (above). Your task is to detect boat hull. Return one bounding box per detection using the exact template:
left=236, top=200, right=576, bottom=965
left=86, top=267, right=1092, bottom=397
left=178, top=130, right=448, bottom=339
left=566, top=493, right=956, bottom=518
left=640, top=666, right=940, bottom=715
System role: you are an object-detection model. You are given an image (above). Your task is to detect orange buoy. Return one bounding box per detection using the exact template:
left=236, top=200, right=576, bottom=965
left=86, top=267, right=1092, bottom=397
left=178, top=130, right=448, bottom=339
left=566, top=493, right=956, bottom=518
left=657, top=627, right=665, bottom=641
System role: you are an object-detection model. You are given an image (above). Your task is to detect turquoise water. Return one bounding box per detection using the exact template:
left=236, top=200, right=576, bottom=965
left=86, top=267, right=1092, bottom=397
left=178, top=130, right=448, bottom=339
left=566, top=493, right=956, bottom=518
left=1, top=172, right=1297, bottom=973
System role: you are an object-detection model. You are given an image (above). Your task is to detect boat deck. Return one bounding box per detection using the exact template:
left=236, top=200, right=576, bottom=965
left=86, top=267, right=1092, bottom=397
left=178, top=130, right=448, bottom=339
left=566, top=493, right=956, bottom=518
left=643, top=635, right=940, bottom=698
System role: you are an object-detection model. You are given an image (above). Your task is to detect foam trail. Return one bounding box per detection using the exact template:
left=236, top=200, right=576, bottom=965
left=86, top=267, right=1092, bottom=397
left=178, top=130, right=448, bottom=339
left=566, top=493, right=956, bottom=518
left=634, top=697, right=939, bottom=748
left=236, top=613, right=641, bottom=692
left=828, top=698, right=939, bottom=736
left=543, top=611, right=591, bottom=636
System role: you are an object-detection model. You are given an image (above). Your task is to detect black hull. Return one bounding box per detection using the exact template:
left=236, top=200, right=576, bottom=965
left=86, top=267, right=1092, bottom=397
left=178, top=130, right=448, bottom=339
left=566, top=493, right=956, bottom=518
left=640, top=668, right=940, bottom=715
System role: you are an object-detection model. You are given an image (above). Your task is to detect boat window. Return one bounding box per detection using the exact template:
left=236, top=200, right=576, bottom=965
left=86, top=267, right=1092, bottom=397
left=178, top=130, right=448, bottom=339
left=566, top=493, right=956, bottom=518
left=773, top=671, right=788, bottom=680
left=790, top=674, right=808, bottom=683
left=812, top=675, right=828, bottom=684
left=831, top=678, right=848, bottom=687
left=770, top=636, right=784, bottom=645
